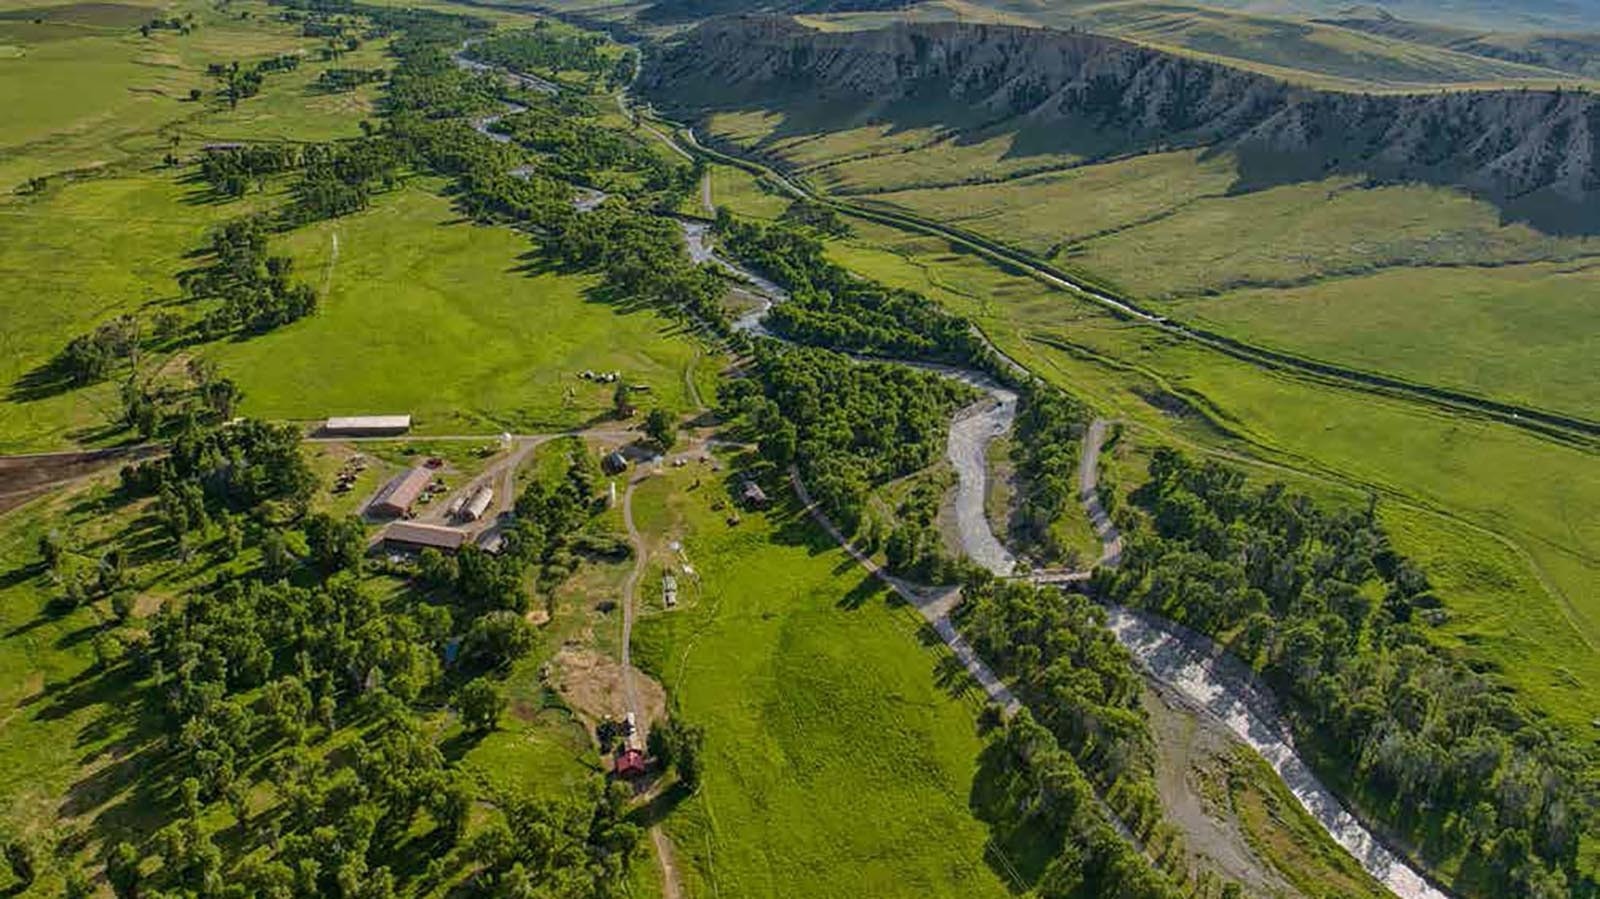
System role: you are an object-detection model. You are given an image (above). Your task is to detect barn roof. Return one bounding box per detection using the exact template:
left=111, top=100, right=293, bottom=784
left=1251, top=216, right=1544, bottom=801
left=373, top=466, right=432, bottom=512
left=383, top=521, right=469, bottom=550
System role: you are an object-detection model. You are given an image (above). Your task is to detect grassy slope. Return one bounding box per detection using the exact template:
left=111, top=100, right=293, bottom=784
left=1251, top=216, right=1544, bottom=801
left=627, top=463, right=1015, bottom=899
left=700, top=110, right=1600, bottom=422
left=0, top=174, right=279, bottom=452
left=0, top=27, right=712, bottom=450
left=1169, top=260, right=1600, bottom=422
left=209, top=183, right=710, bottom=434
left=852, top=0, right=1600, bottom=91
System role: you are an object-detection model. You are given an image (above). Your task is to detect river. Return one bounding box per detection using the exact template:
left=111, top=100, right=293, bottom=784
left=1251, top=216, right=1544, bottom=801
left=444, top=41, right=1443, bottom=897
left=681, top=217, right=1446, bottom=899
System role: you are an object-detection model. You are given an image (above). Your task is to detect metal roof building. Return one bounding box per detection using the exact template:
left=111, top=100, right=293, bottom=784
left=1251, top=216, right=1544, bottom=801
left=462, top=485, right=495, bottom=522
left=323, top=414, right=412, bottom=436
left=370, top=466, right=432, bottom=517
left=383, top=521, right=469, bottom=552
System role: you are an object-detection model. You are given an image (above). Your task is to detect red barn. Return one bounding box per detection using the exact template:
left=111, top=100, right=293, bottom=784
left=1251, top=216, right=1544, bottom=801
left=614, top=748, right=646, bottom=779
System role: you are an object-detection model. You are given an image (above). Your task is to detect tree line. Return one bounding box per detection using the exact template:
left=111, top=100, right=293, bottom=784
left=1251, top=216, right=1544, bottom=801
left=715, top=209, right=989, bottom=364
left=1098, top=447, right=1595, bottom=898
left=957, top=575, right=1228, bottom=896
left=465, top=25, right=610, bottom=83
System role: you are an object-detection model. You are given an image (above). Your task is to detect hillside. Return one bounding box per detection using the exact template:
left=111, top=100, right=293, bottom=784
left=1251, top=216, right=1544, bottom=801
left=1318, top=7, right=1600, bottom=78
left=644, top=15, right=1600, bottom=232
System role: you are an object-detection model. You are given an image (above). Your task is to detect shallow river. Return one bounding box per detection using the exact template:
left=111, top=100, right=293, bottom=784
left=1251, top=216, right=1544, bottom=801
left=685, top=219, right=1447, bottom=899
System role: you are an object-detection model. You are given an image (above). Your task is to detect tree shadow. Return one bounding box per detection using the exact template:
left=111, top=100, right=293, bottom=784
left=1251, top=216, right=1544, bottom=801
left=967, top=739, right=1054, bottom=893
left=625, top=780, right=691, bottom=830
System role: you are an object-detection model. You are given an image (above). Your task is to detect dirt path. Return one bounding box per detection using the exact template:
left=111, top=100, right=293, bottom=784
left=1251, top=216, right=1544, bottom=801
left=620, top=476, right=647, bottom=719
left=322, top=231, right=340, bottom=295
left=0, top=444, right=164, bottom=516
left=651, top=825, right=683, bottom=899
left=1077, top=418, right=1122, bottom=567
left=619, top=471, right=688, bottom=899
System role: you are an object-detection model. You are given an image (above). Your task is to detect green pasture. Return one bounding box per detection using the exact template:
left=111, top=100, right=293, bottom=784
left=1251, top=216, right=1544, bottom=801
left=627, top=463, right=1015, bottom=899
left=852, top=148, right=1235, bottom=248
left=1059, top=176, right=1597, bottom=297
left=0, top=171, right=278, bottom=452
left=207, top=184, right=713, bottom=435
left=821, top=217, right=1600, bottom=740
left=175, top=37, right=392, bottom=145
left=0, top=0, right=319, bottom=187
left=795, top=142, right=1600, bottom=421
left=1171, top=259, right=1600, bottom=421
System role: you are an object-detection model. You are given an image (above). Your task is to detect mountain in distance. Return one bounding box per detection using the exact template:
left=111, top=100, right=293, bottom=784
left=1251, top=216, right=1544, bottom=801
left=644, top=15, right=1600, bottom=233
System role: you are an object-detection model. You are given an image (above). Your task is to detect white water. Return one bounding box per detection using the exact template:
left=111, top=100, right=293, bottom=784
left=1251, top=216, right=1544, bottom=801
left=1105, top=607, right=1448, bottom=899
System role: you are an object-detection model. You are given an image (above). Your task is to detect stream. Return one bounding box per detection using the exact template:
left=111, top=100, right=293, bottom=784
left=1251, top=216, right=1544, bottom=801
left=682, top=219, right=1447, bottom=899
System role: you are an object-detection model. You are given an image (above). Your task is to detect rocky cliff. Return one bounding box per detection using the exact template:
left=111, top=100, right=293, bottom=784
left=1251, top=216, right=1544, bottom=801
left=643, top=16, right=1600, bottom=232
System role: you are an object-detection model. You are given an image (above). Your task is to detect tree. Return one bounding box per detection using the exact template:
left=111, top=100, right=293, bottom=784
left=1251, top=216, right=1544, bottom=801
left=64, top=867, right=93, bottom=899
left=418, top=548, right=457, bottom=589
left=261, top=528, right=293, bottom=578
left=644, top=408, right=675, bottom=450
left=649, top=718, right=705, bottom=790
left=305, top=513, right=365, bottom=574
left=612, top=382, right=633, bottom=418
left=201, top=376, right=242, bottom=420
left=465, top=610, right=535, bottom=668
left=37, top=532, right=63, bottom=570
left=458, top=678, right=505, bottom=733
left=3, top=837, right=35, bottom=889
left=189, top=87, right=203, bottom=101
left=106, top=841, right=141, bottom=898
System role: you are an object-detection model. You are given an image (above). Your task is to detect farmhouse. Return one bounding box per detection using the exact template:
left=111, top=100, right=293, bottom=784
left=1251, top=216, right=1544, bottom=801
left=323, top=414, right=412, bottom=437
left=370, top=465, right=432, bottom=517
left=382, top=521, right=469, bottom=553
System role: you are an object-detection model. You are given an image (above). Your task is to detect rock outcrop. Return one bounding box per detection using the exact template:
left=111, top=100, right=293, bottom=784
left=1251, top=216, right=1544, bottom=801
left=644, top=16, right=1600, bottom=232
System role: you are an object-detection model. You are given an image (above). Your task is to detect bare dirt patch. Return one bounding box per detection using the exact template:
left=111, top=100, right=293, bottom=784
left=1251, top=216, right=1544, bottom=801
left=0, top=446, right=160, bottom=516
left=1140, top=681, right=1298, bottom=897
left=545, top=646, right=666, bottom=736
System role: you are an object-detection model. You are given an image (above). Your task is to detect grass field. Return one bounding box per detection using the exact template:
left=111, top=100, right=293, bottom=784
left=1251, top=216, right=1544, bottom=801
left=208, top=183, right=714, bottom=435
left=0, top=0, right=319, bottom=187
left=815, top=217, right=1600, bottom=741
left=1169, top=260, right=1600, bottom=420
left=627, top=461, right=1016, bottom=899
left=0, top=172, right=279, bottom=452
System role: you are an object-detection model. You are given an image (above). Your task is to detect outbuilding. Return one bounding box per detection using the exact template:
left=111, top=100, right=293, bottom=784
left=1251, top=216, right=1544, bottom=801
left=614, top=747, right=646, bottom=779
left=601, top=451, right=628, bottom=475
left=740, top=480, right=769, bottom=509
left=462, top=485, right=495, bottom=522
left=323, top=414, right=412, bottom=437
left=370, top=465, right=432, bottom=517
left=382, top=521, right=469, bottom=553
